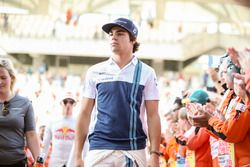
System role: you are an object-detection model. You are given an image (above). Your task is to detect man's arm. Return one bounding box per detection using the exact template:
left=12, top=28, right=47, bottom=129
left=74, top=97, right=95, bottom=167
left=145, top=100, right=161, bottom=166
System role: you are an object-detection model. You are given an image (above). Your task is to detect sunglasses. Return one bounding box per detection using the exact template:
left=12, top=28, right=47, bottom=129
left=2, top=101, right=10, bottom=116
left=63, top=99, right=75, bottom=105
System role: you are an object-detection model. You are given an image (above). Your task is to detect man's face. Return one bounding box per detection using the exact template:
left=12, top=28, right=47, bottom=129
left=62, top=98, right=75, bottom=116
left=108, top=26, right=134, bottom=54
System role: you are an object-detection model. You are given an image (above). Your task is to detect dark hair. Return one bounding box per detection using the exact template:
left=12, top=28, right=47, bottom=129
left=129, top=33, right=140, bottom=53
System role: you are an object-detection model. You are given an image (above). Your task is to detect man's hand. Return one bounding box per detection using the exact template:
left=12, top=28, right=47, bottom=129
left=147, top=154, right=160, bottom=167
left=74, top=158, right=84, bottom=167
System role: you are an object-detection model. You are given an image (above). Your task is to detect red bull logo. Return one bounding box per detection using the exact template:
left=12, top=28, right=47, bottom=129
left=55, top=126, right=75, bottom=140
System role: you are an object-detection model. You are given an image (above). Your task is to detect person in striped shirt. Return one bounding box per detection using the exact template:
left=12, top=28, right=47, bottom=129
left=74, top=17, right=161, bottom=167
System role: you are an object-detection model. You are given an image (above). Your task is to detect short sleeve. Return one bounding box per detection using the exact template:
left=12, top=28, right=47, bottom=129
left=143, top=69, right=160, bottom=100
left=82, top=68, right=96, bottom=99
left=24, top=101, right=36, bottom=132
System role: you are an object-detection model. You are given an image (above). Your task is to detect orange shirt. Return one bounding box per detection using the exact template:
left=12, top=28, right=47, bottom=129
left=209, top=90, right=235, bottom=167
left=165, top=137, right=179, bottom=166
left=160, top=144, right=169, bottom=161
left=208, top=96, right=250, bottom=166
left=186, top=127, right=213, bottom=167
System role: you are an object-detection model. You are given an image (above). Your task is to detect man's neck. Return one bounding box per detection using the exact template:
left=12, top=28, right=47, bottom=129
left=112, top=53, right=134, bottom=69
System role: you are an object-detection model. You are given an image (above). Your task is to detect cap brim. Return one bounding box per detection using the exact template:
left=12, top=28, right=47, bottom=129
left=189, top=98, right=199, bottom=103
left=102, top=23, right=129, bottom=34
left=62, top=96, right=76, bottom=102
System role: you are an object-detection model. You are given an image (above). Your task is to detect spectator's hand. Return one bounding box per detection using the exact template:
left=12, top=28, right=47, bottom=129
left=207, top=68, right=219, bottom=83
left=203, top=103, right=226, bottom=120
left=245, top=69, right=250, bottom=92
left=147, top=154, right=160, bottom=167
left=186, top=103, right=203, bottom=116
left=188, top=112, right=211, bottom=127
left=233, top=73, right=247, bottom=99
left=213, top=109, right=225, bottom=121
left=203, top=103, right=215, bottom=117
left=239, top=49, right=250, bottom=92
left=209, top=93, right=223, bottom=107
left=238, top=50, right=250, bottom=71
left=228, top=47, right=241, bottom=67
left=227, top=48, right=250, bottom=93
left=228, top=47, right=250, bottom=71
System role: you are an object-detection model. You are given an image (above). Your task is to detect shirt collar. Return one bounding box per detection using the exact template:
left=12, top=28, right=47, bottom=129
left=131, top=56, right=138, bottom=65
left=107, top=56, right=138, bottom=66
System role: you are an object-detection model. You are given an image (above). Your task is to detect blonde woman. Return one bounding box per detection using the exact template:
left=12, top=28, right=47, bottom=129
left=0, top=58, right=40, bottom=166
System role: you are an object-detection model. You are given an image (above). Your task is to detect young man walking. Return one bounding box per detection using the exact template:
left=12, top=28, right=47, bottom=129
left=74, top=18, right=161, bottom=167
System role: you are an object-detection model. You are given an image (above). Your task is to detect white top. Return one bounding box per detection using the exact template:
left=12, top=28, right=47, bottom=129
left=83, top=57, right=159, bottom=150
left=41, top=116, right=76, bottom=166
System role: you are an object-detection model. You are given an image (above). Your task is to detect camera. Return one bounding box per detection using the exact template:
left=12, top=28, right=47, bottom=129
left=226, top=61, right=241, bottom=82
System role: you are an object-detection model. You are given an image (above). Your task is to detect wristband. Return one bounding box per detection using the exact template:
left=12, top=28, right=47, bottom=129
left=150, top=150, right=161, bottom=156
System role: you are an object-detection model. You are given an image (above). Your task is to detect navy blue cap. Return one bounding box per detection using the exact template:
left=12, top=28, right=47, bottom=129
left=102, top=17, right=138, bottom=38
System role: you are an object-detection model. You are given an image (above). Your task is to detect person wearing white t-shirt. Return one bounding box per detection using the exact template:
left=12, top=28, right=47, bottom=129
left=41, top=91, right=77, bottom=167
